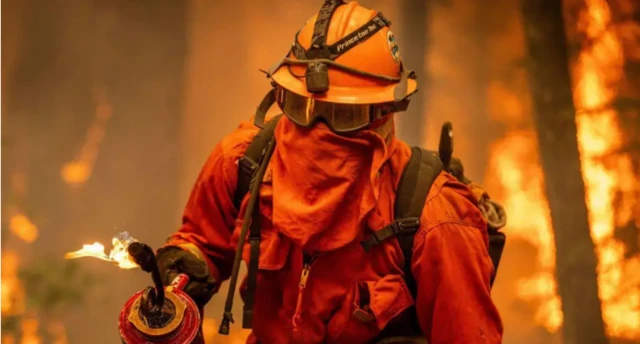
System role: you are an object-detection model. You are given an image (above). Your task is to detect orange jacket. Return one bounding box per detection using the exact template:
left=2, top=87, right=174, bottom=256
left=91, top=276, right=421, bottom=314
left=168, top=118, right=503, bottom=344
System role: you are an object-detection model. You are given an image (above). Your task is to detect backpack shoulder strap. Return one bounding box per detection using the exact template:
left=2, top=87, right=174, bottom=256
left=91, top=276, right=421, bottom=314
left=231, top=114, right=282, bottom=329
left=394, top=147, right=443, bottom=296
left=360, top=147, right=443, bottom=254
left=233, top=114, right=283, bottom=210
left=395, top=147, right=443, bottom=220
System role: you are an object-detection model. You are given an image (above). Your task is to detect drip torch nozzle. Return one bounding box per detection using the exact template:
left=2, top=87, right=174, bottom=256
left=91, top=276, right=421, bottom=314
left=128, top=242, right=165, bottom=313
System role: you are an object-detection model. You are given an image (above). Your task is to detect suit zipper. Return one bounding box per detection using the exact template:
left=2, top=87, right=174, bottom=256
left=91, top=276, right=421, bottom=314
left=292, top=252, right=319, bottom=331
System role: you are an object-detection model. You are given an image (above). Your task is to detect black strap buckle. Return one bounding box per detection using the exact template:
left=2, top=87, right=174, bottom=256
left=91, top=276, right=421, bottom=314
left=390, top=217, right=420, bottom=236
left=248, top=230, right=261, bottom=241
left=307, top=45, right=332, bottom=59
left=360, top=217, right=421, bottom=252
left=238, top=156, right=259, bottom=177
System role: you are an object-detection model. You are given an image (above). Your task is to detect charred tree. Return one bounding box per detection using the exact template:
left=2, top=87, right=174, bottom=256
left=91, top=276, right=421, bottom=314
left=399, top=0, right=429, bottom=146
left=521, top=0, right=608, bottom=343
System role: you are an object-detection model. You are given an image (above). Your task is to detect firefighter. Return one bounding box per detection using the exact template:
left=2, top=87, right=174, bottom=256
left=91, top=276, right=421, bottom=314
left=156, top=1, right=504, bottom=343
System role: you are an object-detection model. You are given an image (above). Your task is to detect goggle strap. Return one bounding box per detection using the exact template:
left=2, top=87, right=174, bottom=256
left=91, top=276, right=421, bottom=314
left=254, top=89, right=277, bottom=128
left=394, top=98, right=411, bottom=112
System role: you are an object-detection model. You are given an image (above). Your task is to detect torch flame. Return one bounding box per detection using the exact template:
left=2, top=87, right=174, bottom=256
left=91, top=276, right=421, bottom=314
left=64, top=232, right=139, bottom=269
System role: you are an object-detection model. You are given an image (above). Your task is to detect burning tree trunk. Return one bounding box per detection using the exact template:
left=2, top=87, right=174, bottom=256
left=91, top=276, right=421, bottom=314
left=521, top=0, right=608, bottom=343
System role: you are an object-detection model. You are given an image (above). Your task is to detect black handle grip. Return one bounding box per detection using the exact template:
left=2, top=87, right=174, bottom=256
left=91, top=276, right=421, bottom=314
left=128, top=242, right=165, bottom=309
left=438, top=122, right=453, bottom=172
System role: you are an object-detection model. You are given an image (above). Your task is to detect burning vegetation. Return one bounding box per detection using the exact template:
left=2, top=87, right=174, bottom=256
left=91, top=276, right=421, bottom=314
left=2, top=0, right=639, bottom=343
left=572, top=0, right=640, bottom=338
left=487, top=0, right=640, bottom=340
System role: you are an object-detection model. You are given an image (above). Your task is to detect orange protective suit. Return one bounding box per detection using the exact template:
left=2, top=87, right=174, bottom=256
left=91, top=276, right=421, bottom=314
left=167, top=116, right=504, bottom=343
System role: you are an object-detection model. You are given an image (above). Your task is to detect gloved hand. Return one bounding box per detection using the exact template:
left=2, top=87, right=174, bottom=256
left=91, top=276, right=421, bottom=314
left=156, top=246, right=217, bottom=307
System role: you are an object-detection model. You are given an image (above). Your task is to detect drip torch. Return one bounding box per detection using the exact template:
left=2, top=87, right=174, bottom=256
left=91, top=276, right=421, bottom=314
left=118, top=242, right=204, bottom=344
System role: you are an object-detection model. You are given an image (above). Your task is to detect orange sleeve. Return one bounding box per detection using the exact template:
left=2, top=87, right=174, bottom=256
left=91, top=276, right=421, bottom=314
left=166, top=119, right=259, bottom=287
left=411, top=174, right=503, bottom=343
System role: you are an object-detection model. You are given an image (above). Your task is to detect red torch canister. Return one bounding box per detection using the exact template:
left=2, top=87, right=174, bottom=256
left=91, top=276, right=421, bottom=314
left=119, top=242, right=204, bottom=344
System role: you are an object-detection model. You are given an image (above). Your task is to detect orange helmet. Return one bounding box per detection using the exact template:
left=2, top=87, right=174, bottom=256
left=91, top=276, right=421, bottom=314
left=255, top=0, right=417, bottom=132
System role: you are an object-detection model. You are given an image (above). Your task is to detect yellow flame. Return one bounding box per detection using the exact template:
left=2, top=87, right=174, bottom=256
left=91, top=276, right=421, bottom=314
left=9, top=213, right=38, bottom=243
left=572, top=0, right=640, bottom=339
left=64, top=242, right=111, bottom=261
left=492, top=0, right=640, bottom=339
left=64, top=234, right=139, bottom=269
left=486, top=0, right=639, bottom=339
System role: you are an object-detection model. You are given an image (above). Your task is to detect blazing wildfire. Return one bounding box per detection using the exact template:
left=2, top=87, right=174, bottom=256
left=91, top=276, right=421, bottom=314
left=2, top=0, right=639, bottom=343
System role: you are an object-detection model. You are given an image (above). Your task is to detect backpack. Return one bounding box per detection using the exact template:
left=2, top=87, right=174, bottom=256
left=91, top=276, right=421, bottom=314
left=220, top=115, right=507, bottom=333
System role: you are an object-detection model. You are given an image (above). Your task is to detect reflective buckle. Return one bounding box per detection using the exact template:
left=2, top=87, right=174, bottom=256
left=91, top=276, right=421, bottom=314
left=391, top=217, right=420, bottom=236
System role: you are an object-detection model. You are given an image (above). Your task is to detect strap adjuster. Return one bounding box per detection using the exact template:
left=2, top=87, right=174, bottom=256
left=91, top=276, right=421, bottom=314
left=390, top=217, right=420, bottom=236
left=360, top=217, right=420, bottom=252
left=238, top=156, right=259, bottom=177
left=249, top=230, right=261, bottom=240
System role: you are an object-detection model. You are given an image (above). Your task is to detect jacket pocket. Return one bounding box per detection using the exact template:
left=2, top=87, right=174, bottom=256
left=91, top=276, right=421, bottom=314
left=327, top=274, right=414, bottom=344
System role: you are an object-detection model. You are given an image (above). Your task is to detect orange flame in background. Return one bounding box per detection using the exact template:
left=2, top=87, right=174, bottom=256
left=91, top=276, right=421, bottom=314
left=489, top=0, right=640, bottom=340
left=61, top=88, right=112, bottom=186
left=0, top=252, right=46, bottom=344
left=486, top=110, right=561, bottom=329
left=19, top=317, right=41, bottom=344
left=572, top=0, right=640, bottom=338
left=64, top=232, right=140, bottom=269
left=8, top=212, right=39, bottom=243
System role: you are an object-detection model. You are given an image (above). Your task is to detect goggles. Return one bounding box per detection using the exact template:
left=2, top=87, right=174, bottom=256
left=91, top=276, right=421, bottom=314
left=274, top=85, right=410, bottom=133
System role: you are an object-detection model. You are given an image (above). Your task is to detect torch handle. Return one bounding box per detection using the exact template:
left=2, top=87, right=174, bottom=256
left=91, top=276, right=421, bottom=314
left=128, top=242, right=165, bottom=307
left=170, top=273, right=190, bottom=291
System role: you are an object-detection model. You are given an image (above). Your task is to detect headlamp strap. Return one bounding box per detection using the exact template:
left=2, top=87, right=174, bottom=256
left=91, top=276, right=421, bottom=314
left=292, top=11, right=392, bottom=61
left=308, top=0, right=345, bottom=59
left=291, top=31, right=308, bottom=60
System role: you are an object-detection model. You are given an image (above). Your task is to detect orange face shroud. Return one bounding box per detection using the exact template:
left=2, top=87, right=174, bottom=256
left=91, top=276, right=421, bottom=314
left=255, top=0, right=417, bottom=134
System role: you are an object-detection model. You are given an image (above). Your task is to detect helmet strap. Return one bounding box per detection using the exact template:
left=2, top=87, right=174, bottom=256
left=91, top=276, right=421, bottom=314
left=308, top=0, right=345, bottom=59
